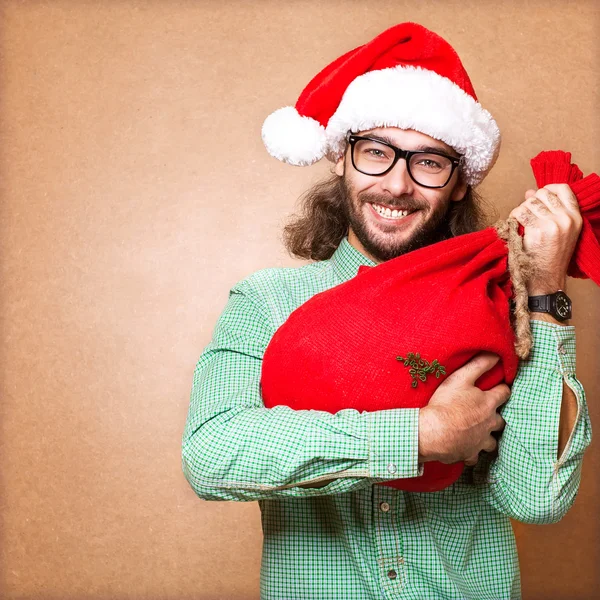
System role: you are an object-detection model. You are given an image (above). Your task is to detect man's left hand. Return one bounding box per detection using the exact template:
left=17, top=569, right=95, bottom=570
left=508, top=183, right=582, bottom=295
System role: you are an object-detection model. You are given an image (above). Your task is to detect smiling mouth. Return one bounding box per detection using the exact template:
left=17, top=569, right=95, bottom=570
left=369, top=202, right=418, bottom=221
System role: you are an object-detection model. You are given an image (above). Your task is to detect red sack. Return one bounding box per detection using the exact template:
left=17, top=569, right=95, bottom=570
left=261, top=151, right=600, bottom=492
left=527, top=151, right=600, bottom=285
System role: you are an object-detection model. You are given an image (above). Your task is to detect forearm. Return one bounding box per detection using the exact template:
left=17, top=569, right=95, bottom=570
left=483, top=320, right=592, bottom=523
left=182, top=283, right=423, bottom=501
left=529, top=313, right=578, bottom=459
left=182, top=353, right=423, bottom=501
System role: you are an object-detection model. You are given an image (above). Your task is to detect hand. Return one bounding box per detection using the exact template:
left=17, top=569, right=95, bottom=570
left=508, top=184, right=582, bottom=294
left=418, top=352, right=510, bottom=466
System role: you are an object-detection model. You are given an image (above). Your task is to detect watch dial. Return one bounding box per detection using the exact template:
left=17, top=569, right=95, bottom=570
left=556, top=294, right=570, bottom=317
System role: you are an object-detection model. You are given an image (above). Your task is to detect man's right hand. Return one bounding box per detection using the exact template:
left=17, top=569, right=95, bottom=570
left=418, top=352, right=510, bottom=466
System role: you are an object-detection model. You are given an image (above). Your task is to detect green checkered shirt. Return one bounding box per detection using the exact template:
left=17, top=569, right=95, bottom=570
left=182, top=236, right=592, bottom=600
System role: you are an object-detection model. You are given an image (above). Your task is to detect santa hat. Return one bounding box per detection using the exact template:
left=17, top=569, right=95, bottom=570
left=261, top=22, right=501, bottom=187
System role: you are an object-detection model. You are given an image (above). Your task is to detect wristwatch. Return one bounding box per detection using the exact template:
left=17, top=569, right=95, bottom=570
left=527, top=290, right=572, bottom=322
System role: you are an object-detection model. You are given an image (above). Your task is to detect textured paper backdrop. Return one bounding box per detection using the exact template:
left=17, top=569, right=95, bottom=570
left=1, top=1, right=598, bottom=598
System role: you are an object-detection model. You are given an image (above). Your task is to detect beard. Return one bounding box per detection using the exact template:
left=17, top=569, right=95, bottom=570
left=340, top=174, right=453, bottom=262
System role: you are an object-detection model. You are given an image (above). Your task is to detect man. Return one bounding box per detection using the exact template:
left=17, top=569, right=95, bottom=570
left=182, top=23, right=592, bottom=599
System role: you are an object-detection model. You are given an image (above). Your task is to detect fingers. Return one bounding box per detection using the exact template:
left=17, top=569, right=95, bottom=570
left=543, top=183, right=581, bottom=213
left=481, top=436, right=498, bottom=454
left=488, top=382, right=511, bottom=409
left=511, top=190, right=556, bottom=226
left=510, top=204, right=537, bottom=226
left=492, top=413, right=506, bottom=433
left=512, top=185, right=582, bottom=226
left=465, top=454, right=479, bottom=467
left=528, top=189, right=562, bottom=215
left=464, top=434, right=500, bottom=467
left=445, top=352, right=500, bottom=386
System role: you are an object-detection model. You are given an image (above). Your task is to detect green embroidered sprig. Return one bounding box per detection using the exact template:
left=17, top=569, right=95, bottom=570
left=396, top=352, right=446, bottom=388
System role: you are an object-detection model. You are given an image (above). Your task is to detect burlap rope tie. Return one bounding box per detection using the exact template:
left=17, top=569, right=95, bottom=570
left=492, top=217, right=537, bottom=360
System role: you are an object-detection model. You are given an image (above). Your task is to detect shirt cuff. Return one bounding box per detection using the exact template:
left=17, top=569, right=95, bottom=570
left=366, top=408, right=424, bottom=479
left=526, top=319, right=576, bottom=374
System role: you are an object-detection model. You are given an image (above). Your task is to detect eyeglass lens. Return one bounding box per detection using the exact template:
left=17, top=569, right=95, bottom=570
left=352, top=139, right=454, bottom=187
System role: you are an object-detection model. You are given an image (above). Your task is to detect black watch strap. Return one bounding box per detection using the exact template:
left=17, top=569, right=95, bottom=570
left=528, top=295, right=550, bottom=312
left=528, top=290, right=572, bottom=321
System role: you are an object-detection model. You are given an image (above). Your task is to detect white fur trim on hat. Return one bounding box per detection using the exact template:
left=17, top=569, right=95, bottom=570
left=261, top=106, right=328, bottom=166
left=325, top=65, right=501, bottom=186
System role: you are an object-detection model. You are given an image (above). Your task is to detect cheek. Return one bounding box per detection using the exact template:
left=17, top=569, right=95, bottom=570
left=343, top=173, right=372, bottom=201
left=353, top=175, right=383, bottom=198
left=424, top=192, right=447, bottom=210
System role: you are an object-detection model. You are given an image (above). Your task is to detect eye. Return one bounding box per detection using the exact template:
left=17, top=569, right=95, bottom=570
left=417, top=158, right=442, bottom=169
left=355, top=139, right=393, bottom=161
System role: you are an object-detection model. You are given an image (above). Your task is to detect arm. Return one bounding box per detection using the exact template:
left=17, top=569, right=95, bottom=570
left=489, top=183, right=592, bottom=522
left=527, top=311, right=579, bottom=459
left=181, top=278, right=423, bottom=502
left=482, top=319, right=593, bottom=524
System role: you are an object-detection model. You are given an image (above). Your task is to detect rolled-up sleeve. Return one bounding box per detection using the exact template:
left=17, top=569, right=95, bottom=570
left=483, top=319, right=593, bottom=524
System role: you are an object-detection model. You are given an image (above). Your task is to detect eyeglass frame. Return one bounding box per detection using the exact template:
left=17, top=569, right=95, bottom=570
left=345, top=132, right=465, bottom=189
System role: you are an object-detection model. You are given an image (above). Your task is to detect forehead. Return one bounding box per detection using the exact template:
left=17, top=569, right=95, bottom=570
left=357, top=127, right=458, bottom=156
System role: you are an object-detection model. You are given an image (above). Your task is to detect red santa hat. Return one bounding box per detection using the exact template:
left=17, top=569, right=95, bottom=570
left=261, top=22, right=501, bottom=186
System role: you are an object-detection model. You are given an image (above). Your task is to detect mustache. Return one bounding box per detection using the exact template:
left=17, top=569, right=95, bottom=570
left=359, top=193, right=424, bottom=211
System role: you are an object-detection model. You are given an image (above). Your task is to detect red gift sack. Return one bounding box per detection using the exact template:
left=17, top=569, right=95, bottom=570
left=260, top=151, right=600, bottom=492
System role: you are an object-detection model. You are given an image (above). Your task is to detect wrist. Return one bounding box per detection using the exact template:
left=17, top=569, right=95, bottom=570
left=527, top=285, right=572, bottom=325
left=529, top=312, right=571, bottom=326
left=527, top=278, right=566, bottom=296
left=418, top=407, right=436, bottom=463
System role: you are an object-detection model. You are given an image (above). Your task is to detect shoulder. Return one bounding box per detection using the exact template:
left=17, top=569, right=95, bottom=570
left=230, top=260, right=337, bottom=326
left=232, top=259, right=334, bottom=298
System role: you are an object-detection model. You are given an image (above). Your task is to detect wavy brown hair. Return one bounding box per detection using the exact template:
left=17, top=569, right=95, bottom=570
left=283, top=169, right=497, bottom=261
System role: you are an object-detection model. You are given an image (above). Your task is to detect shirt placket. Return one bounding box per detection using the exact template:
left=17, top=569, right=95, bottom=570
left=374, top=485, right=407, bottom=598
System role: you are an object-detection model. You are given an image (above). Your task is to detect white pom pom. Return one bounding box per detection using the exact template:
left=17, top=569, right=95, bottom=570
left=261, top=106, right=327, bottom=166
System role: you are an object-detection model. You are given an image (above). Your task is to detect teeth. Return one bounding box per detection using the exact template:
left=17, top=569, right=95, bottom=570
left=371, top=203, right=411, bottom=219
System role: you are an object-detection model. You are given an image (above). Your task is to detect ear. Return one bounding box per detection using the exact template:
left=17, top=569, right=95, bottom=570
left=334, top=150, right=345, bottom=177
left=450, top=175, right=468, bottom=202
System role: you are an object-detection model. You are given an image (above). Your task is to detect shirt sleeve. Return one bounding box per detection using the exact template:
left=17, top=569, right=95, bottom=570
left=482, top=319, right=593, bottom=524
left=181, top=277, right=423, bottom=502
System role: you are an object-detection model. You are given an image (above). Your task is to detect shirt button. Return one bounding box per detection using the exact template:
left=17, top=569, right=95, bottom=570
left=387, top=569, right=397, bottom=580
left=387, top=463, right=397, bottom=474
left=558, top=343, right=567, bottom=355
left=380, top=502, right=390, bottom=512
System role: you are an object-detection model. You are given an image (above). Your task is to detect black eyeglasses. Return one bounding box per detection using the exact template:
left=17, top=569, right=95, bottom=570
left=346, top=133, right=464, bottom=189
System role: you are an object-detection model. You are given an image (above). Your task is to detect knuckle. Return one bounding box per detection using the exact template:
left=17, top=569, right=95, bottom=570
left=528, top=195, right=544, bottom=206
left=569, top=215, right=583, bottom=231
left=489, top=383, right=510, bottom=404
left=546, top=219, right=560, bottom=232
left=466, top=454, right=479, bottom=466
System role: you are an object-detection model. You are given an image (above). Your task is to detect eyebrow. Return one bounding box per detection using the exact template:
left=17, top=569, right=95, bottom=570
left=361, top=133, right=460, bottom=158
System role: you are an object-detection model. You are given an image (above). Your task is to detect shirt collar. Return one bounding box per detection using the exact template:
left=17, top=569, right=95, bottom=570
left=330, top=236, right=377, bottom=283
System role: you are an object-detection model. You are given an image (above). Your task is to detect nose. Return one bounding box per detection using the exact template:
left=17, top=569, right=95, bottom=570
left=379, top=158, right=415, bottom=198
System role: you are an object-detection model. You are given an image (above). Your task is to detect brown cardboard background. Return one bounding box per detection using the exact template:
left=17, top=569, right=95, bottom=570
left=0, top=0, right=598, bottom=598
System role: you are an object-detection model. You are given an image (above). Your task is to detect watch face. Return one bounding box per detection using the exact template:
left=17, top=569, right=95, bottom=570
left=555, top=293, right=571, bottom=318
